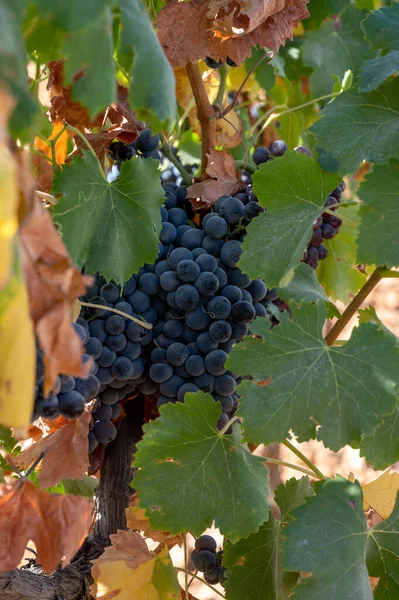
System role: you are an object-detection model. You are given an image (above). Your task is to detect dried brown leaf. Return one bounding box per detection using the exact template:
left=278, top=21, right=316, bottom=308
left=126, top=493, right=183, bottom=549
left=156, top=0, right=309, bottom=67
left=14, top=409, right=91, bottom=488
left=19, top=202, right=91, bottom=394
left=0, top=478, right=92, bottom=573
left=187, top=149, right=243, bottom=205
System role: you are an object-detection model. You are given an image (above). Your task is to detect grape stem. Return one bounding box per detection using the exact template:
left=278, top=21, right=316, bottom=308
left=185, top=62, right=216, bottom=175
left=263, top=457, right=320, bottom=479
left=324, top=267, right=384, bottom=346
left=234, top=160, right=257, bottom=174
left=79, top=301, right=153, bottom=329
left=214, top=64, right=228, bottom=110
left=183, top=535, right=189, bottom=600
left=22, top=452, right=45, bottom=478
left=221, top=51, right=274, bottom=118
left=250, top=92, right=340, bottom=139
left=219, top=415, right=240, bottom=436
left=160, top=134, right=193, bottom=185
left=175, top=568, right=225, bottom=598
left=64, top=122, right=106, bottom=180
left=282, top=439, right=326, bottom=480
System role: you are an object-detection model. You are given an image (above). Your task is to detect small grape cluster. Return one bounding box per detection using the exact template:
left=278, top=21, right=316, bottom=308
left=191, top=534, right=226, bottom=587
left=108, top=128, right=161, bottom=164
left=205, top=56, right=237, bottom=69
left=252, top=140, right=346, bottom=270
left=33, top=324, right=101, bottom=421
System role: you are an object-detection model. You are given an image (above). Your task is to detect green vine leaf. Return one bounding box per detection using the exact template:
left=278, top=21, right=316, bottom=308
left=283, top=477, right=373, bottom=600
left=62, top=8, right=115, bottom=118
left=303, top=6, right=376, bottom=97
left=53, top=152, right=165, bottom=285
left=227, top=302, right=399, bottom=452
left=241, top=151, right=340, bottom=288
left=0, top=2, right=38, bottom=139
left=357, top=160, right=399, bottom=268
left=274, top=476, right=314, bottom=524
left=133, top=392, right=270, bottom=543
left=304, top=0, right=347, bottom=29
left=311, top=78, right=399, bottom=174
left=223, top=477, right=312, bottom=600
left=35, top=0, right=112, bottom=30
left=361, top=403, right=399, bottom=471
left=117, top=0, right=176, bottom=129
left=359, top=3, right=399, bottom=92
left=277, top=263, right=330, bottom=305
left=359, top=52, right=399, bottom=93
left=316, top=205, right=366, bottom=302
left=362, top=2, right=399, bottom=52
left=366, top=491, right=399, bottom=598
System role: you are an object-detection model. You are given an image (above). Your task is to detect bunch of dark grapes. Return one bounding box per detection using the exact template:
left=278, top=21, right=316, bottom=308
left=33, top=324, right=101, bottom=421
left=191, top=534, right=226, bottom=586
left=205, top=56, right=237, bottom=68
left=252, top=140, right=346, bottom=270
left=76, top=179, right=273, bottom=454
left=108, top=128, right=161, bottom=164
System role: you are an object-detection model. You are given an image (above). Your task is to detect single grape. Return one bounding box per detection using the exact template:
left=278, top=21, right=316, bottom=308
left=192, top=550, right=217, bottom=573
left=58, top=391, right=86, bottom=418
left=271, top=139, right=288, bottom=156
left=230, top=301, right=256, bottom=324
left=253, top=147, right=271, bottom=165
left=195, top=272, right=219, bottom=296
left=175, top=284, right=200, bottom=311
left=176, top=260, right=201, bottom=283
left=100, top=282, right=120, bottom=303
left=93, top=420, right=117, bottom=444
left=209, top=320, right=232, bottom=343
left=219, top=198, right=244, bottom=224
left=177, top=383, right=199, bottom=402
left=220, top=240, right=243, bottom=268
left=195, top=535, right=217, bottom=553
left=205, top=350, right=228, bottom=376
left=150, top=362, right=174, bottom=383
left=139, top=273, right=160, bottom=296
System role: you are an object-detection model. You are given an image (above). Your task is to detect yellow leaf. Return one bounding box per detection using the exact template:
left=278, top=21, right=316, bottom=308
left=227, top=64, right=258, bottom=94
left=0, top=90, right=18, bottom=291
left=0, top=256, right=35, bottom=435
left=363, top=470, right=399, bottom=519
left=34, top=120, right=69, bottom=166
left=91, top=530, right=180, bottom=600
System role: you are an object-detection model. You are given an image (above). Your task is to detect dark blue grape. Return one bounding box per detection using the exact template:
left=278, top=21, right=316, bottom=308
left=166, top=342, right=189, bottom=366
left=185, top=306, right=211, bottom=330
left=106, top=333, right=127, bottom=352
left=101, top=388, right=119, bottom=405
left=105, top=315, right=125, bottom=335
left=126, top=290, right=151, bottom=313
left=185, top=355, right=206, bottom=376
left=202, top=236, right=224, bottom=256
left=126, top=321, right=147, bottom=342
left=197, top=332, right=218, bottom=354
left=209, top=320, right=232, bottom=343
left=221, top=285, right=242, bottom=304
left=175, top=284, right=200, bottom=311
left=194, top=373, right=215, bottom=393
left=111, top=357, right=134, bottom=380
left=60, top=374, right=76, bottom=393
left=230, top=301, right=256, bottom=323
left=195, top=254, right=218, bottom=273
left=150, top=362, right=174, bottom=383
left=169, top=248, right=193, bottom=270
left=160, top=375, right=184, bottom=397
left=205, top=349, right=228, bottom=376
left=207, top=296, right=231, bottom=319
left=195, top=272, right=219, bottom=296
left=93, top=419, right=117, bottom=444
left=59, top=391, right=85, bottom=418
left=219, top=197, right=244, bottom=224
left=253, top=147, right=271, bottom=165
left=35, top=395, right=59, bottom=418
left=220, top=240, right=243, bottom=268
left=204, top=216, right=228, bottom=239
left=177, top=383, right=199, bottom=402
left=181, top=228, right=206, bottom=250
left=160, top=271, right=181, bottom=292
left=97, top=346, right=117, bottom=367
left=100, top=283, right=120, bottom=303
left=139, top=273, right=160, bottom=296
left=138, top=129, right=160, bottom=151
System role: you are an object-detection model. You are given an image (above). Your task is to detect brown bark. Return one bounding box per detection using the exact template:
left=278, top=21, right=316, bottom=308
left=0, top=397, right=145, bottom=600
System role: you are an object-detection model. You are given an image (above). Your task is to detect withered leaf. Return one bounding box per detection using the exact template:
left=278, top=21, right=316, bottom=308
left=126, top=493, right=183, bottom=549
left=19, top=202, right=91, bottom=394
left=14, top=409, right=91, bottom=488
left=156, top=0, right=309, bottom=68
left=187, top=149, right=244, bottom=205
left=0, top=478, right=92, bottom=573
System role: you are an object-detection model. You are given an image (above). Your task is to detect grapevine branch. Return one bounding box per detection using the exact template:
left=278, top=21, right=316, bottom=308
left=324, top=267, right=383, bottom=346
left=185, top=62, right=216, bottom=174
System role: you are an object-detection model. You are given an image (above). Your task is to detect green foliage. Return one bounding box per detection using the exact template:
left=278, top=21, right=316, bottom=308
left=303, top=6, right=376, bottom=97
left=240, top=151, right=340, bottom=288
left=223, top=477, right=313, bottom=600
left=312, top=79, right=399, bottom=174
left=228, top=301, right=399, bottom=451
left=316, top=205, right=367, bottom=301
left=277, top=263, right=330, bottom=305
left=366, top=491, right=399, bottom=598
left=357, top=160, right=399, bottom=268
left=283, top=478, right=372, bottom=599
left=133, top=392, right=270, bottom=542
left=304, top=0, right=347, bottom=29
left=118, top=0, right=176, bottom=129
left=53, top=152, right=165, bottom=285
left=62, top=9, right=115, bottom=117
left=359, top=51, right=399, bottom=92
